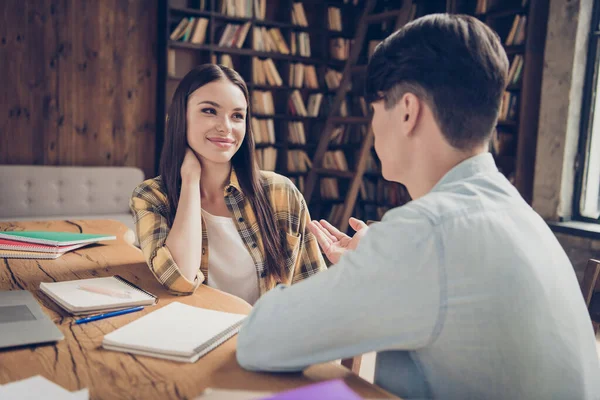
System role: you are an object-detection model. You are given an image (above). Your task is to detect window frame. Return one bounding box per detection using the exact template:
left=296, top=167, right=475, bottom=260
left=573, top=0, right=600, bottom=224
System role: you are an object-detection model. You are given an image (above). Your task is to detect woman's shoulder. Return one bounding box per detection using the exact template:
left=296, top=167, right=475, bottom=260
left=259, top=171, right=306, bottom=208
left=131, top=176, right=168, bottom=203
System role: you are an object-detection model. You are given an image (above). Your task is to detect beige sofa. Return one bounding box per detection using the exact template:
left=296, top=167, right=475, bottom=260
left=0, top=165, right=144, bottom=238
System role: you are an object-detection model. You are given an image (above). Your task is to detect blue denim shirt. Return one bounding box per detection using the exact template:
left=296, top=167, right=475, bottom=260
left=237, top=153, right=600, bottom=400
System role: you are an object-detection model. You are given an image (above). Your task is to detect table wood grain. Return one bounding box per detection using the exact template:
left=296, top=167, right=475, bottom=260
left=0, top=220, right=396, bottom=400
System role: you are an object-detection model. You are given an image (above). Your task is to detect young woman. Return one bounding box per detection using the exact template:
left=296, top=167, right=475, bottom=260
left=130, top=64, right=326, bottom=303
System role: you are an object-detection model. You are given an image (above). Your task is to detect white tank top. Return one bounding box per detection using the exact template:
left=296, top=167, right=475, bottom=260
left=202, top=209, right=260, bottom=305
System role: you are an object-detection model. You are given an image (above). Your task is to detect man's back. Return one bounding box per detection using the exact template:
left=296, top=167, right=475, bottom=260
left=375, top=153, right=600, bottom=399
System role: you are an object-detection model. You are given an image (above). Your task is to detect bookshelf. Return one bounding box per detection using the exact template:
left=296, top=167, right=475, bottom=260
left=156, top=0, right=549, bottom=233
left=449, top=0, right=550, bottom=204
left=157, top=0, right=364, bottom=195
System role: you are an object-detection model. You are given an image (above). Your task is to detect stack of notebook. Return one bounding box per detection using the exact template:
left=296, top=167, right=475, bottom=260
left=0, top=231, right=116, bottom=259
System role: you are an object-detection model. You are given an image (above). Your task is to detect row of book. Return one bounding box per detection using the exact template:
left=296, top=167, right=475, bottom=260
left=322, top=150, right=349, bottom=171
left=252, top=90, right=275, bottom=115
left=289, top=176, right=305, bottom=193
left=499, top=92, right=519, bottom=122
left=330, top=38, right=352, bottom=61
left=251, top=117, right=276, bottom=144
left=253, top=27, right=290, bottom=53
left=288, top=150, right=312, bottom=172
left=288, top=91, right=326, bottom=117
left=170, top=17, right=209, bottom=44
left=252, top=58, right=283, bottom=86
left=291, top=2, right=309, bottom=27
left=507, top=55, right=524, bottom=86
left=321, top=178, right=340, bottom=199
left=288, top=63, right=319, bottom=89
left=288, top=121, right=307, bottom=144
left=325, top=69, right=343, bottom=89
left=218, top=0, right=269, bottom=19
left=330, top=125, right=367, bottom=146
left=490, top=128, right=515, bottom=157
left=505, top=15, right=527, bottom=46
left=328, top=7, right=343, bottom=31
left=219, top=23, right=252, bottom=48
left=360, top=179, right=407, bottom=206
left=255, top=147, right=277, bottom=171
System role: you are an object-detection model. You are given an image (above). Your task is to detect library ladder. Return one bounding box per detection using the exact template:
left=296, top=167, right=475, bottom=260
left=303, top=0, right=415, bottom=233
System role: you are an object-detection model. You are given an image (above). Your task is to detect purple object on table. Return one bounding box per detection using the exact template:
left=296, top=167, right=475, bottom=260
left=260, top=379, right=363, bottom=400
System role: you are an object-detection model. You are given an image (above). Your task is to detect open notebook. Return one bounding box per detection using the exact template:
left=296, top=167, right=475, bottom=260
left=102, top=302, right=246, bottom=363
left=40, top=276, right=157, bottom=315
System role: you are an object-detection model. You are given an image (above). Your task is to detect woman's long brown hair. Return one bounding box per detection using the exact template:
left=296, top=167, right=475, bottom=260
left=159, top=64, right=286, bottom=282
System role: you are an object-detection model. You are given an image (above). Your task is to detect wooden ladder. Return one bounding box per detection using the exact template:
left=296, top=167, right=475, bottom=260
left=303, top=0, right=415, bottom=233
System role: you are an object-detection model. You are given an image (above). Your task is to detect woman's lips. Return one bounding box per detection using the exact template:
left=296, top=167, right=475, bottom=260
left=207, top=137, right=235, bottom=148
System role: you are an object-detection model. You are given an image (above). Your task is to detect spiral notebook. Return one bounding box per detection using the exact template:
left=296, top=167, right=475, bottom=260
left=102, top=302, right=246, bottom=363
left=39, top=276, right=157, bottom=315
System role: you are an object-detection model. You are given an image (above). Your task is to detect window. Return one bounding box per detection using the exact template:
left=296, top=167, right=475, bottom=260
left=575, top=0, right=600, bottom=222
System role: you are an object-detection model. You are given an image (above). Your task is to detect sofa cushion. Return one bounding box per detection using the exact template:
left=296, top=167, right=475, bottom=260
left=0, top=165, right=144, bottom=220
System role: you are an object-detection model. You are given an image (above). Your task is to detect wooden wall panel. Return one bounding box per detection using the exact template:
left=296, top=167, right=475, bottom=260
left=0, top=0, right=60, bottom=165
left=0, top=0, right=157, bottom=179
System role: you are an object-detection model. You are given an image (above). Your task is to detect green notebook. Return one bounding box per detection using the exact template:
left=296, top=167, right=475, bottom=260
left=0, top=231, right=116, bottom=246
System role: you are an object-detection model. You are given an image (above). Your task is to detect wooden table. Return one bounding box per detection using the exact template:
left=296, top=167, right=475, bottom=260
left=0, top=220, right=395, bottom=400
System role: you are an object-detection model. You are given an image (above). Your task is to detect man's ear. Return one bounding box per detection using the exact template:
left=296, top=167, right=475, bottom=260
left=398, top=92, right=420, bottom=137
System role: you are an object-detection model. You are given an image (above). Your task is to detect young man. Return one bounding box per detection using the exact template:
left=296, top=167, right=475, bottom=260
left=236, top=14, right=600, bottom=400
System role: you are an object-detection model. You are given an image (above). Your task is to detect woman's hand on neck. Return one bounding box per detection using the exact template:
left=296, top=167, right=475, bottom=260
left=200, top=159, right=232, bottom=202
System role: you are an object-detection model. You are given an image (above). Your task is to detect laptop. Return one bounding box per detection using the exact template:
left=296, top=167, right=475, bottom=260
left=0, top=290, right=64, bottom=349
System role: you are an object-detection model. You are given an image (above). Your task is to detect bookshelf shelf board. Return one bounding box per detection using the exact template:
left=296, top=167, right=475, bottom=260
left=247, top=84, right=323, bottom=93
left=497, top=120, right=518, bottom=128
left=315, top=168, right=355, bottom=179
left=170, top=6, right=354, bottom=37
left=477, top=7, right=528, bottom=19
left=329, top=116, right=371, bottom=124
left=255, top=142, right=281, bottom=149
left=253, top=113, right=326, bottom=121
left=504, top=45, right=526, bottom=55
left=169, top=41, right=345, bottom=66
left=365, top=9, right=403, bottom=23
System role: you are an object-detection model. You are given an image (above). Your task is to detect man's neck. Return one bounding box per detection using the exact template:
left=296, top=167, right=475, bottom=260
left=200, top=161, right=232, bottom=202
left=407, top=146, right=487, bottom=200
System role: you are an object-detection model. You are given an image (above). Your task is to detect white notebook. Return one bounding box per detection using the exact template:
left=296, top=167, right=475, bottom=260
left=40, top=276, right=157, bottom=315
left=102, top=302, right=246, bottom=363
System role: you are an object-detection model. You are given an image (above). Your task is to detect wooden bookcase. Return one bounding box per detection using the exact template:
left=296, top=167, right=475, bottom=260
left=155, top=0, right=549, bottom=230
left=157, top=0, right=363, bottom=192
left=449, top=0, right=550, bottom=204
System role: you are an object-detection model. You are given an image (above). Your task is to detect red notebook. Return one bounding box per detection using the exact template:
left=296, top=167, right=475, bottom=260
left=0, top=238, right=87, bottom=254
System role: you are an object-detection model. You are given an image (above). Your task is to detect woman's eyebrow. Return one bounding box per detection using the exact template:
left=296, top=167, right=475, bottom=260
left=197, top=100, right=245, bottom=112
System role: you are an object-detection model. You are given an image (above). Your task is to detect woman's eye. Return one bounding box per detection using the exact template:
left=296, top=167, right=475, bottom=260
left=202, top=108, right=216, bottom=115
left=233, top=113, right=245, bottom=120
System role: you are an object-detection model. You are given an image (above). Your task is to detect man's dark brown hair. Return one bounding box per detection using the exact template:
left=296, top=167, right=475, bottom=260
left=366, top=14, right=509, bottom=150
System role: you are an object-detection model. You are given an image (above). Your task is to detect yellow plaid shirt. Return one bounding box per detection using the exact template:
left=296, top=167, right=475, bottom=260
left=130, top=169, right=326, bottom=295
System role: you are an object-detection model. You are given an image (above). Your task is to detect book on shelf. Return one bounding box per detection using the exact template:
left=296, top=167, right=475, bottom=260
left=328, top=7, right=343, bottom=31
left=288, top=64, right=319, bottom=89
left=490, top=128, right=515, bottom=157
left=290, top=32, right=311, bottom=57
left=292, top=2, right=309, bottom=27
left=219, top=54, right=234, bottom=68
left=254, top=0, right=266, bottom=19
left=252, top=90, right=275, bottom=115
left=252, top=58, right=283, bottom=86
left=505, top=15, right=527, bottom=46
left=253, top=27, right=289, bottom=54
left=220, top=0, right=253, bottom=18
left=507, top=55, right=524, bottom=86
left=307, top=93, right=324, bottom=117
left=319, top=95, right=348, bottom=117
left=255, top=147, right=277, bottom=171
left=170, top=17, right=210, bottom=44
left=330, top=38, right=351, bottom=61
left=287, top=150, right=312, bottom=172
left=288, top=90, right=308, bottom=116
left=251, top=117, right=276, bottom=144
left=328, top=204, right=345, bottom=226
left=325, top=69, right=343, bottom=89
left=320, top=178, right=340, bottom=199
left=289, top=176, right=305, bottom=192
left=288, top=121, right=307, bottom=144
left=322, top=151, right=349, bottom=171
left=499, top=91, right=518, bottom=121
left=217, top=22, right=251, bottom=48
